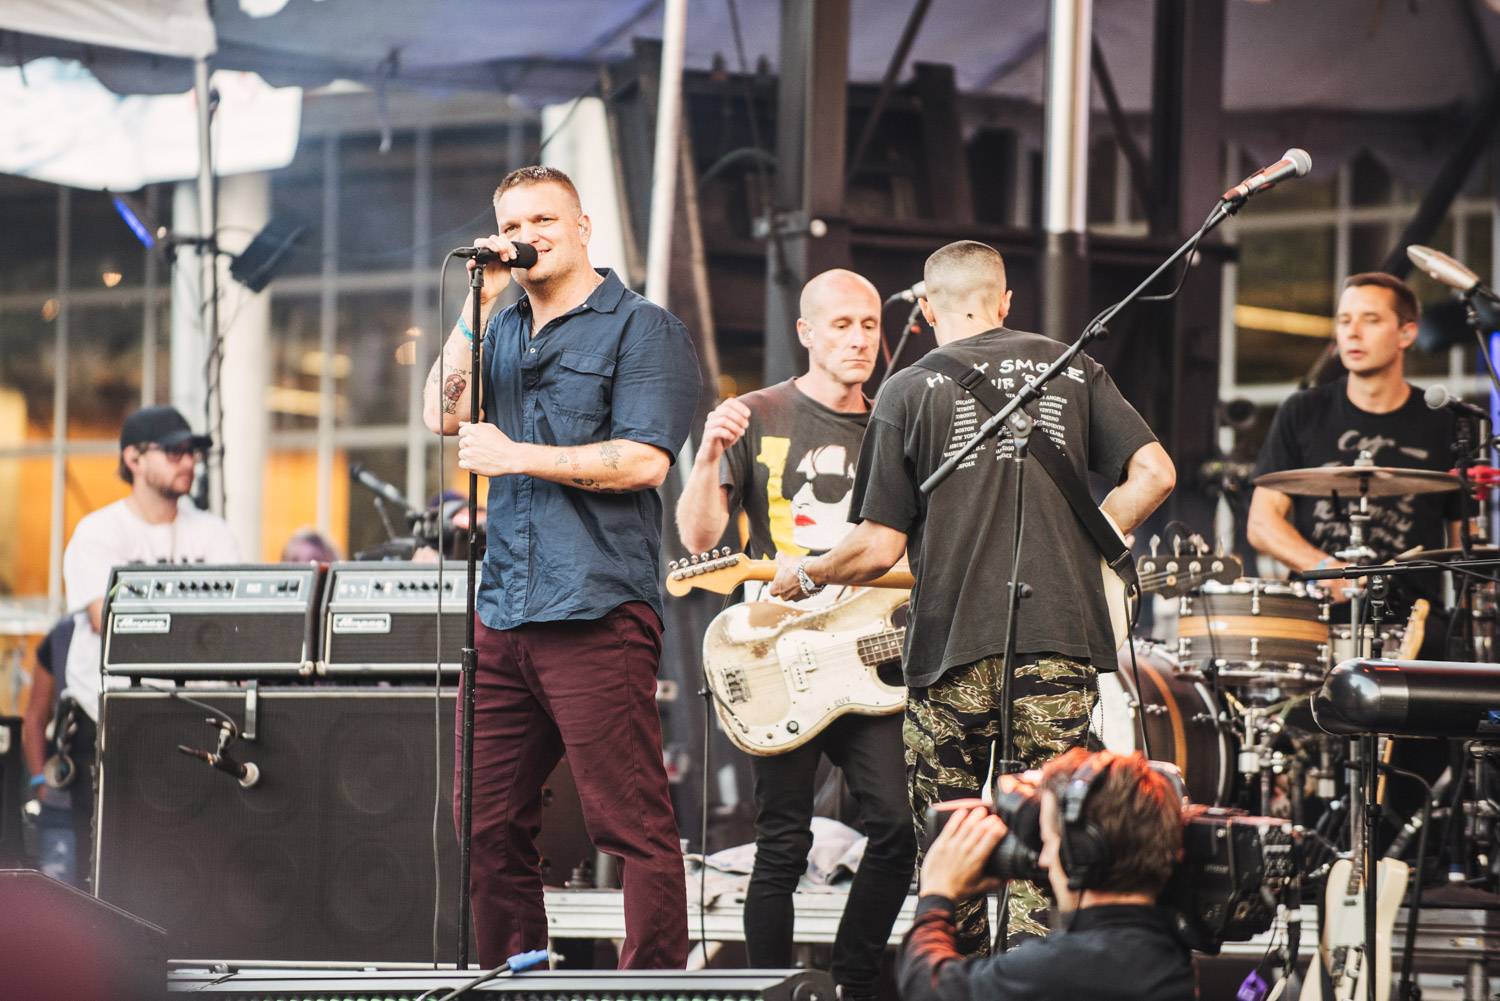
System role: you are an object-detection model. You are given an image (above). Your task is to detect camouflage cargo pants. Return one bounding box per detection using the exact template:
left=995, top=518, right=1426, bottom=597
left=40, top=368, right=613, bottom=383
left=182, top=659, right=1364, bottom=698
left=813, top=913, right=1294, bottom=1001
left=905, top=653, right=1097, bottom=956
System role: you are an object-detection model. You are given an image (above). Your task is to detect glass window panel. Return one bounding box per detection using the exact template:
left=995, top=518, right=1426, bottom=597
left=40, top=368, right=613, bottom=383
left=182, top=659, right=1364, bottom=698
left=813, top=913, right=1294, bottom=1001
left=71, top=188, right=152, bottom=291
left=64, top=454, right=130, bottom=547
left=67, top=304, right=143, bottom=438
left=0, top=308, right=57, bottom=441
left=336, top=291, right=419, bottom=428
left=344, top=445, right=408, bottom=559
left=1465, top=214, right=1493, bottom=285
left=338, top=133, right=415, bottom=265
left=1234, top=227, right=1335, bottom=384
left=1349, top=152, right=1392, bottom=208
left=1086, top=138, right=1116, bottom=226
left=269, top=137, right=326, bottom=278
left=269, top=294, right=323, bottom=433
left=261, top=447, right=333, bottom=563
left=0, top=451, right=53, bottom=598
left=1349, top=222, right=1393, bottom=275
left=0, top=176, right=58, bottom=294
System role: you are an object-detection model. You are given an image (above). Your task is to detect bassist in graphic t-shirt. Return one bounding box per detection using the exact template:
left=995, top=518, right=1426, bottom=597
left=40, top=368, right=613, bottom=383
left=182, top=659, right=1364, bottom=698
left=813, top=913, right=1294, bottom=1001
left=676, top=270, right=915, bottom=1001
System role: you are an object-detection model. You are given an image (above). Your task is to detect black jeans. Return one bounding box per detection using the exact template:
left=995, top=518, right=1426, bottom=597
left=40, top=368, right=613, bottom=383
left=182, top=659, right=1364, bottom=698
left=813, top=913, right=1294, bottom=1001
left=743, top=712, right=915, bottom=998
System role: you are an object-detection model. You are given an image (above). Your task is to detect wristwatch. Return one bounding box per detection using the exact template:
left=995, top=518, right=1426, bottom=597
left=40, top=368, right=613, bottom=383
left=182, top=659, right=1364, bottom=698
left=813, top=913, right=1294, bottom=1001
left=795, top=558, right=824, bottom=598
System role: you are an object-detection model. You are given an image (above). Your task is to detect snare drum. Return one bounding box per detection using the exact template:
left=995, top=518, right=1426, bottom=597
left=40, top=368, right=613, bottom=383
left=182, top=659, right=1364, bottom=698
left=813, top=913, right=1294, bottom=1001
left=1173, top=577, right=1329, bottom=689
left=1099, top=643, right=1234, bottom=805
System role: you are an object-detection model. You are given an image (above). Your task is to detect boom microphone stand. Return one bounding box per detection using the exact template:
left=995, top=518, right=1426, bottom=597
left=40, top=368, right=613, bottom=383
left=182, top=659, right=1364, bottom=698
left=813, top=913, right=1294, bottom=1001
left=456, top=264, right=485, bottom=968
left=919, top=195, right=1244, bottom=775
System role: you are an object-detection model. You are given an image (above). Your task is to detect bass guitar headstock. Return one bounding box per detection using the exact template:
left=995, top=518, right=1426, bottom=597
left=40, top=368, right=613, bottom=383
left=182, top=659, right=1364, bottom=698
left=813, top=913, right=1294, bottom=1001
left=665, top=548, right=755, bottom=597
left=1138, top=534, right=1243, bottom=597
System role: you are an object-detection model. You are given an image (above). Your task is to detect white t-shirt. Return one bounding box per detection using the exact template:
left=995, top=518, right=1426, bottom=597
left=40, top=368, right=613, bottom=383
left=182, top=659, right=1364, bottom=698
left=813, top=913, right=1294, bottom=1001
left=62, top=499, right=242, bottom=720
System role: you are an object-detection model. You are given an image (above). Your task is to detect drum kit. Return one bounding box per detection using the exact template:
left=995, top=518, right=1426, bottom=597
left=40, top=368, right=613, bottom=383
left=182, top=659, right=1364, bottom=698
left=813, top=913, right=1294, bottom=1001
left=1103, top=454, right=1494, bottom=839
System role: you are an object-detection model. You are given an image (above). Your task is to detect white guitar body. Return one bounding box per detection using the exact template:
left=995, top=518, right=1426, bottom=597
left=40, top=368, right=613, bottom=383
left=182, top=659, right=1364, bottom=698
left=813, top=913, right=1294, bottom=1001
left=703, top=588, right=908, bottom=756
left=1300, top=857, right=1410, bottom=1001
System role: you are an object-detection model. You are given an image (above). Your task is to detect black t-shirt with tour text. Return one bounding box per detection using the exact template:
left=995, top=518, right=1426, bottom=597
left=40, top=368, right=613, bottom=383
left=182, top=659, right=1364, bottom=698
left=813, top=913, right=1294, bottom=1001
left=721, top=379, right=870, bottom=559
left=1254, top=377, right=1462, bottom=605
left=853, top=328, right=1157, bottom=687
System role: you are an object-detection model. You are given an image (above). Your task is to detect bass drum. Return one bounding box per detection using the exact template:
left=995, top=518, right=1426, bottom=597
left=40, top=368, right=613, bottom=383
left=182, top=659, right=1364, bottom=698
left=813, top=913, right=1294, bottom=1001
left=1098, top=643, right=1234, bottom=806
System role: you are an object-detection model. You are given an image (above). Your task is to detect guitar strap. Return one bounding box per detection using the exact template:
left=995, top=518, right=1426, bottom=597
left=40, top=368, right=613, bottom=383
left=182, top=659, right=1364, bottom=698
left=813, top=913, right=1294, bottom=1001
left=911, top=354, right=1137, bottom=589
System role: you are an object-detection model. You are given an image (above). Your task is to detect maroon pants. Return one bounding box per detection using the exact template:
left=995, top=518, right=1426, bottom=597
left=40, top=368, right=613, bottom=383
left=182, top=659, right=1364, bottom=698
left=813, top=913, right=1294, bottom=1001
left=456, top=601, right=688, bottom=969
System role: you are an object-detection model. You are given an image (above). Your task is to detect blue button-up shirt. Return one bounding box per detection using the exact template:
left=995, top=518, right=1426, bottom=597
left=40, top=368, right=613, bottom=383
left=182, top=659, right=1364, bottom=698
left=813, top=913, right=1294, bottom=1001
left=477, top=268, right=700, bottom=630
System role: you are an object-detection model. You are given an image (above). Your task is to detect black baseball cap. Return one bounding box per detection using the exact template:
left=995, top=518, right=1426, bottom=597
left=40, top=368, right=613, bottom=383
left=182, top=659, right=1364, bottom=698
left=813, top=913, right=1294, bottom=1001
left=119, top=405, right=212, bottom=452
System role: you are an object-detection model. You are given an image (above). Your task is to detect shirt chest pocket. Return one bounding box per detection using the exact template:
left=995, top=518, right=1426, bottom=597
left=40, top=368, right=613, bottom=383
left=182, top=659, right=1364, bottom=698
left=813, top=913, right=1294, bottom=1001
left=547, top=349, right=615, bottom=427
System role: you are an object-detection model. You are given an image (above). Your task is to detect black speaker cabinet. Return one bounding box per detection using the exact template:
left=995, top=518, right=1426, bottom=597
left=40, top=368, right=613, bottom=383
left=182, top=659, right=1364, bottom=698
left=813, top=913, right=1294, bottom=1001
left=0, top=716, right=25, bottom=865
left=95, top=688, right=590, bottom=961
left=0, top=868, right=167, bottom=1001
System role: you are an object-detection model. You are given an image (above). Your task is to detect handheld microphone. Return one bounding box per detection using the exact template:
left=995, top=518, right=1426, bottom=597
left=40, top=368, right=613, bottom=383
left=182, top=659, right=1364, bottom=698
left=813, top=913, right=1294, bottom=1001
left=1221, top=148, right=1312, bottom=203
left=349, top=463, right=413, bottom=511
left=1407, top=245, right=1487, bottom=297
left=1424, top=383, right=1489, bottom=420
left=885, top=280, right=926, bottom=306
left=452, top=242, right=539, bottom=269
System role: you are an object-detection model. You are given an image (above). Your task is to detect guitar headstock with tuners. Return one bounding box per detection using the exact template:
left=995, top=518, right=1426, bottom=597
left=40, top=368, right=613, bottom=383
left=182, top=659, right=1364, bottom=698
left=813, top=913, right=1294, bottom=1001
left=666, top=548, right=759, bottom=597
left=1137, top=534, right=1243, bottom=598
left=666, top=549, right=916, bottom=598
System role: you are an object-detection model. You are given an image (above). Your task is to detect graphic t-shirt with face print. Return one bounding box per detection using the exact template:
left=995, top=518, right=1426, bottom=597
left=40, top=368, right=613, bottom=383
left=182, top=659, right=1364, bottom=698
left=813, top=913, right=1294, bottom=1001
left=1254, top=376, right=1462, bottom=607
left=720, top=379, right=869, bottom=566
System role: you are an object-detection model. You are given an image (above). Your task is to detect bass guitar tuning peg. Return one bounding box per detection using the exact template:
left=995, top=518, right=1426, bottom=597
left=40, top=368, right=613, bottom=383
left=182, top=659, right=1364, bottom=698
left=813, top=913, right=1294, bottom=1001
left=1149, top=534, right=1161, bottom=559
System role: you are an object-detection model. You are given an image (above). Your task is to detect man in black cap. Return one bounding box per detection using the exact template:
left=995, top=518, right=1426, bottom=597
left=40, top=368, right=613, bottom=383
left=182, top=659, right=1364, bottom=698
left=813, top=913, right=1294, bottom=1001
left=56, top=405, right=240, bottom=882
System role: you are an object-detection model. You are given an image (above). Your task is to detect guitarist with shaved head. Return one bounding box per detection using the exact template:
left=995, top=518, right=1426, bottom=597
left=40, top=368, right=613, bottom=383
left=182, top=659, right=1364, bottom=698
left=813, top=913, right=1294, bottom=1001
left=770, top=241, right=1176, bottom=955
left=676, top=268, right=916, bottom=1001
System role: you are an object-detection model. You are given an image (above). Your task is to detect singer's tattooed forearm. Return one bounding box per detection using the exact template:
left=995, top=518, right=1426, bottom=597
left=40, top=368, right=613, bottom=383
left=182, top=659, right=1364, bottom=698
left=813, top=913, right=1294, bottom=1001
left=442, top=372, right=468, bottom=415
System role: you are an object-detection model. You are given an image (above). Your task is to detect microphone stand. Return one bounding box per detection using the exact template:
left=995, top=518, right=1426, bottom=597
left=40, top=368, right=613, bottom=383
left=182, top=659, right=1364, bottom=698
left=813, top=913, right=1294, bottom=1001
left=919, top=195, right=1244, bottom=777
left=456, top=265, right=484, bottom=968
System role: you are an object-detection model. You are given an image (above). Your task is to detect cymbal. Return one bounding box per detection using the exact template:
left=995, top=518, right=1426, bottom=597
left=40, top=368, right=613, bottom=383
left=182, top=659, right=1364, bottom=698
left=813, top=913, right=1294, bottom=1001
left=1395, top=545, right=1500, bottom=563
left=1254, top=465, right=1459, bottom=497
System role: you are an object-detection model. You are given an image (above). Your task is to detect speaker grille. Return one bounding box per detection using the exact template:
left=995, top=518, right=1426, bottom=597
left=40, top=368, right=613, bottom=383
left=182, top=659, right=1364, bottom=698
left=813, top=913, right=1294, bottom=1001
left=97, top=689, right=589, bottom=962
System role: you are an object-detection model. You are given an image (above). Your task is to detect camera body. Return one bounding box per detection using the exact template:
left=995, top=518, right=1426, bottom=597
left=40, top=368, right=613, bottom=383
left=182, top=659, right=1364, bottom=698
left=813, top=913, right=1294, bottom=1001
left=924, top=772, right=1296, bottom=953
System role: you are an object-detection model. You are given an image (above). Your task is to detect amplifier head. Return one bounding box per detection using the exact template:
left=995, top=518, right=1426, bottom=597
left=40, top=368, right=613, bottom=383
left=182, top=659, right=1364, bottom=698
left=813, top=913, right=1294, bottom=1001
left=103, top=564, right=324, bottom=679
left=320, top=561, right=469, bottom=678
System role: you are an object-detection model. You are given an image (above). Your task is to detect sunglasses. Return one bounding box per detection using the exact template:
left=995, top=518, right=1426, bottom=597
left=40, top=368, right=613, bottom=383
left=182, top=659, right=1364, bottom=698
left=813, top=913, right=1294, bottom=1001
left=143, top=442, right=207, bottom=461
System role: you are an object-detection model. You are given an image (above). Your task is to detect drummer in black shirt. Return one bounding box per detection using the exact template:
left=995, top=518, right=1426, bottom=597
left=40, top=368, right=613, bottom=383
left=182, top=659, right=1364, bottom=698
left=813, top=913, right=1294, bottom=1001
left=1248, top=271, right=1462, bottom=618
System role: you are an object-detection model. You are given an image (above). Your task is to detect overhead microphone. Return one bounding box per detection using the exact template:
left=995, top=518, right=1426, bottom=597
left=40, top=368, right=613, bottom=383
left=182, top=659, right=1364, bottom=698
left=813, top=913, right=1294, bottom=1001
left=349, top=463, right=414, bottom=512
left=452, top=242, right=539, bottom=269
left=1424, top=383, right=1489, bottom=420
left=1220, top=148, right=1312, bottom=203
left=1407, top=244, right=1491, bottom=298
left=885, top=280, right=926, bottom=306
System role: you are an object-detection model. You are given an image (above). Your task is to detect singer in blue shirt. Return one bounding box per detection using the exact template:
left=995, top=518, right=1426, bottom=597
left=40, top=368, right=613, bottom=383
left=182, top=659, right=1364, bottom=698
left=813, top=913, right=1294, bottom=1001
left=423, top=165, right=700, bottom=971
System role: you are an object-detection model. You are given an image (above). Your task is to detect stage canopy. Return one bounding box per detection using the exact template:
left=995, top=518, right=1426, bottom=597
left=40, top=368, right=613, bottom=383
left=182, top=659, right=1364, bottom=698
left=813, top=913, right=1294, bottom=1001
left=1, top=0, right=1497, bottom=188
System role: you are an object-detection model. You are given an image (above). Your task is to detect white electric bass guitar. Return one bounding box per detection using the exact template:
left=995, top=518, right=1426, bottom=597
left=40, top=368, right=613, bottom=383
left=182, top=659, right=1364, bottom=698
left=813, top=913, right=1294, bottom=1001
left=1301, top=601, right=1426, bottom=1001
left=669, top=542, right=1240, bottom=653
left=698, top=587, right=909, bottom=756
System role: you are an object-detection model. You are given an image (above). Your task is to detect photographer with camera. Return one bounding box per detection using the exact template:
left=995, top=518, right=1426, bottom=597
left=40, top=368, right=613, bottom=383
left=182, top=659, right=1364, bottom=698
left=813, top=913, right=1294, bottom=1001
left=899, top=749, right=1196, bottom=1001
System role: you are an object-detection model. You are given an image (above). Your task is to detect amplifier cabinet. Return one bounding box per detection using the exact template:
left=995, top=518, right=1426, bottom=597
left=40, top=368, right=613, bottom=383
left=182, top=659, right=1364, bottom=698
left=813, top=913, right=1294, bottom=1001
left=320, top=561, right=468, bottom=677
left=95, top=687, right=589, bottom=962
left=103, top=564, right=323, bottom=678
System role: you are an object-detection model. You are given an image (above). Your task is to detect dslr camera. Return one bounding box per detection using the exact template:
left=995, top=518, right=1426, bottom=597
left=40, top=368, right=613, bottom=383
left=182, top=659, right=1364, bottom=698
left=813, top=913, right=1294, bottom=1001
left=925, top=762, right=1296, bottom=953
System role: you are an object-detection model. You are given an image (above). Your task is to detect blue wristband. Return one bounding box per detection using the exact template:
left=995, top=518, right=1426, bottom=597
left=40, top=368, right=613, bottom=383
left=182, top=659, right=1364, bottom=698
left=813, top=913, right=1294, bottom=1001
left=30, top=773, right=45, bottom=788
left=458, top=315, right=476, bottom=343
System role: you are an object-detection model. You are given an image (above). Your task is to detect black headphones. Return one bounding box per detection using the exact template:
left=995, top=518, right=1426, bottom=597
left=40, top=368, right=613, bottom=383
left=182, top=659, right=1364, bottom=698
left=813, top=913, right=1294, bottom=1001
left=1057, top=752, right=1113, bottom=892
